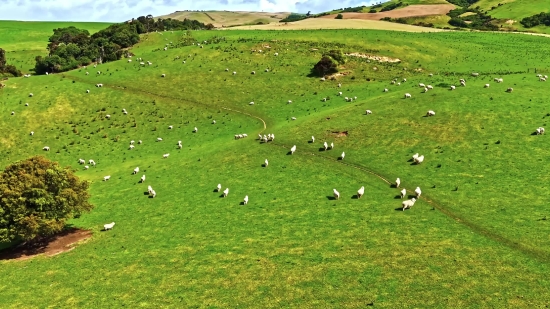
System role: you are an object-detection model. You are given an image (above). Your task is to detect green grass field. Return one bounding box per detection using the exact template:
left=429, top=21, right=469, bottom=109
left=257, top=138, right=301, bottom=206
left=0, top=21, right=111, bottom=74
left=474, top=0, right=550, bottom=20
left=2, top=26, right=550, bottom=308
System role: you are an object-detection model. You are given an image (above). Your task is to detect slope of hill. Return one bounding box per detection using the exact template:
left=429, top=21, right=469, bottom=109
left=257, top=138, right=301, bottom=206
left=3, top=26, right=550, bottom=308
left=474, top=0, right=550, bottom=20
left=320, top=4, right=455, bottom=20
left=159, top=10, right=289, bottom=27
left=0, top=21, right=111, bottom=74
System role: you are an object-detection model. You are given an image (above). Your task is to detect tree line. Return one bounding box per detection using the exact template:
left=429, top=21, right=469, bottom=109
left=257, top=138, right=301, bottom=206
left=34, top=15, right=213, bottom=75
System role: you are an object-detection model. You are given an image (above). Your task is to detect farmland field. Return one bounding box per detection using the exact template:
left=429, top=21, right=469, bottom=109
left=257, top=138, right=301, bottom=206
left=1, top=26, right=550, bottom=308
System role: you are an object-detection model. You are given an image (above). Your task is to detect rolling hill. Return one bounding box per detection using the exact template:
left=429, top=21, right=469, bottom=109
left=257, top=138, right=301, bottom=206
left=2, top=19, right=550, bottom=308
left=158, top=10, right=290, bottom=27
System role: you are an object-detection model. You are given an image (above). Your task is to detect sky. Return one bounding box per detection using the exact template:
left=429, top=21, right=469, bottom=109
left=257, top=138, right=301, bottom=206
left=0, top=0, right=386, bottom=22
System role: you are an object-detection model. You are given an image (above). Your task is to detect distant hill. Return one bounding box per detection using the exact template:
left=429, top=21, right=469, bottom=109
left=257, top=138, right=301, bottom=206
left=158, top=10, right=290, bottom=27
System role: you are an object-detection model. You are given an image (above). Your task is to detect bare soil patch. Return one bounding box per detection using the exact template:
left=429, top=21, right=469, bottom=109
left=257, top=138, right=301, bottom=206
left=320, top=4, right=455, bottom=20
left=346, top=52, right=401, bottom=63
left=0, top=228, right=92, bottom=261
left=333, top=131, right=349, bottom=137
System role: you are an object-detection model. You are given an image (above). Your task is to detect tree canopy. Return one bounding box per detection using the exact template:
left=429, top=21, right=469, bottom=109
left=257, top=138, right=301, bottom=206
left=34, top=15, right=212, bottom=75
left=0, top=48, right=22, bottom=77
left=0, top=156, right=93, bottom=243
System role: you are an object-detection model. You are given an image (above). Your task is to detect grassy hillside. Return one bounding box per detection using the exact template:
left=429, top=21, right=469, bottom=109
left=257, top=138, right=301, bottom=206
left=0, top=21, right=111, bottom=74
left=474, top=0, right=550, bottom=20
left=158, top=11, right=289, bottom=27
left=1, top=27, right=550, bottom=307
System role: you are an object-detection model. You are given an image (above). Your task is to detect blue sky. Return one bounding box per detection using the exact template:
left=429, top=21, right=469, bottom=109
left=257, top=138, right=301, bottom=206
left=0, top=0, right=385, bottom=22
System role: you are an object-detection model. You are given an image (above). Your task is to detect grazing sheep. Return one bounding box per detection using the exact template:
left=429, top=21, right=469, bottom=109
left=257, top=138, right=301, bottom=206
left=484, top=84, right=490, bottom=88
left=496, top=78, right=503, bottom=83
left=338, top=92, right=343, bottom=96
left=103, top=175, right=111, bottom=181
left=506, top=87, right=513, bottom=93
left=43, top=146, right=50, bottom=151
left=78, top=159, right=85, bottom=164
left=104, top=222, right=115, bottom=230
left=536, top=127, right=545, bottom=135
left=193, top=127, right=198, bottom=133
left=412, top=153, right=419, bottom=161
left=86, top=72, right=89, bottom=75
left=130, top=140, right=134, bottom=145
left=340, top=152, right=345, bottom=160
left=429, top=73, right=433, bottom=77
left=133, top=167, right=139, bottom=174
left=251, top=71, right=256, bottom=75
left=404, top=93, right=411, bottom=98
left=243, top=195, right=249, bottom=205
left=330, top=142, right=334, bottom=149
left=168, top=125, right=173, bottom=129
left=427, top=85, right=433, bottom=90
left=311, top=136, right=315, bottom=143
left=216, top=184, right=222, bottom=192
left=178, top=144, right=183, bottom=149
left=402, top=198, right=416, bottom=211
left=84, top=165, right=89, bottom=170
left=450, top=85, right=456, bottom=90
left=233, top=71, right=237, bottom=75
left=223, top=188, right=229, bottom=197
left=357, top=186, right=365, bottom=198
left=322, top=98, right=327, bottom=102
left=148, top=185, right=153, bottom=194
left=415, top=187, right=422, bottom=198
left=212, top=120, right=216, bottom=124
left=424, top=87, right=428, bottom=93
left=11, top=111, right=14, bottom=115
left=30, top=131, right=34, bottom=136
left=29, top=93, right=33, bottom=97
left=472, top=72, right=479, bottom=77
left=25, top=103, right=29, bottom=106
left=323, top=141, right=328, bottom=150
left=86, top=89, right=90, bottom=93
left=161, top=74, right=166, bottom=77
left=290, top=145, right=296, bottom=154
left=333, top=189, right=340, bottom=200
left=384, top=88, right=388, bottom=92
left=291, top=117, right=296, bottom=120
left=400, top=189, right=407, bottom=199
left=89, top=160, right=96, bottom=166
left=414, top=155, right=424, bottom=164
left=140, top=175, right=146, bottom=183
left=150, top=190, right=156, bottom=198
left=460, top=81, right=466, bottom=87
left=264, top=159, right=269, bottom=167
left=338, top=83, right=342, bottom=88
left=396, top=178, right=401, bottom=188
left=419, top=83, right=425, bottom=88
left=157, top=137, right=163, bottom=142
left=249, top=102, right=255, bottom=105
left=403, top=78, right=407, bottom=82
left=365, top=110, right=372, bottom=115
left=129, top=145, right=135, bottom=150
left=288, top=100, right=292, bottom=104
left=163, top=153, right=170, bottom=158
left=105, top=115, right=110, bottom=119
left=138, top=140, right=142, bottom=144
left=427, top=110, right=435, bottom=116
left=274, top=53, right=278, bottom=56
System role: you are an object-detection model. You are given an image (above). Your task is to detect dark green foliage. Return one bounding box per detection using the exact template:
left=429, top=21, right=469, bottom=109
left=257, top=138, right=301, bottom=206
left=335, top=14, right=344, bottom=19
left=369, top=9, right=377, bottom=13
left=34, top=15, right=211, bottom=74
left=446, top=0, right=479, bottom=7
left=446, top=7, right=498, bottom=31
left=0, top=48, right=22, bottom=77
left=312, top=56, right=338, bottom=76
left=520, top=12, right=550, bottom=28
left=381, top=2, right=403, bottom=12
left=324, top=49, right=345, bottom=65
left=341, top=6, right=366, bottom=13
left=280, top=13, right=308, bottom=23
left=0, top=156, right=93, bottom=243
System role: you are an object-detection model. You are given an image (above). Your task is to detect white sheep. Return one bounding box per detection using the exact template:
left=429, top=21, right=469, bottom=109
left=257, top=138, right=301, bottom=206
left=163, top=153, right=170, bottom=158
left=140, top=175, right=146, bottom=183
left=274, top=53, right=278, bottom=56
left=415, top=187, right=422, bottom=198
left=365, top=110, right=372, bottom=115
left=384, top=88, right=388, bottom=92
left=138, top=140, right=142, bottom=144
left=193, top=127, right=198, bottom=133
left=412, top=153, right=419, bottom=161
left=168, top=125, right=173, bottom=129
left=400, top=188, right=407, bottom=199
left=330, top=142, right=334, bottom=149
left=484, top=84, right=490, bottom=88
left=450, top=85, right=456, bottom=90
left=291, top=117, right=296, bottom=120
left=264, top=159, right=269, bottom=167
left=11, top=111, right=14, bottom=115
left=324, top=141, right=328, bottom=150
left=233, top=71, right=237, bottom=75
left=288, top=100, right=292, bottom=104
left=333, top=189, right=340, bottom=200
left=129, top=145, right=135, bottom=150
left=43, top=146, right=50, bottom=151
left=29, top=93, right=33, bottom=97
left=290, top=145, right=296, bottom=154
left=243, top=195, right=249, bottom=205
left=223, top=188, right=229, bottom=197
left=311, top=136, right=315, bottom=143
left=150, top=190, right=156, bottom=198
left=130, top=140, right=134, bottom=145
left=103, top=175, right=111, bottom=181
left=133, top=167, right=139, bottom=174
left=427, top=85, right=433, bottom=90
left=403, top=78, right=407, bottom=82
left=212, top=120, right=216, bottom=124
left=402, top=198, right=416, bottom=211
left=357, top=186, right=365, bottom=198
left=506, top=87, right=513, bottom=93
left=251, top=71, right=256, bottom=75
left=89, top=160, right=96, bottom=166
left=249, top=102, right=255, bottom=105
left=340, top=152, right=345, bottom=160
left=424, top=87, right=428, bottom=93
left=536, top=127, right=545, bottom=135
left=338, top=92, right=343, bottom=96
left=104, top=222, right=115, bottom=230
left=84, top=165, right=89, bottom=170
left=414, top=155, right=424, bottom=164
left=157, top=138, right=163, bottom=142
left=161, top=74, right=166, bottom=77
left=427, top=110, right=435, bottom=116
left=78, top=159, right=85, bottom=164
left=105, top=115, right=110, bottom=119
left=148, top=185, right=153, bottom=194
left=404, top=93, right=411, bottom=98
left=419, top=83, right=425, bottom=88
left=86, top=90, right=90, bottom=93
left=396, top=178, right=401, bottom=188
left=216, top=184, right=222, bottom=192
left=30, top=131, right=34, bottom=136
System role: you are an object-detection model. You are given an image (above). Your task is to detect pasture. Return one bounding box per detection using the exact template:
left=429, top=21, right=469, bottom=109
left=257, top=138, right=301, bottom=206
left=1, top=28, right=550, bottom=308
left=158, top=11, right=290, bottom=27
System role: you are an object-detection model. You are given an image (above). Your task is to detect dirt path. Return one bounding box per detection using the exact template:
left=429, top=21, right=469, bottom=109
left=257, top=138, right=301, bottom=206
left=320, top=4, right=456, bottom=20
left=0, top=229, right=92, bottom=261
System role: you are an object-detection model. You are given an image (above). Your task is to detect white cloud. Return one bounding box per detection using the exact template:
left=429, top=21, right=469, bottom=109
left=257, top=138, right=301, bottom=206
left=0, top=0, right=383, bottom=22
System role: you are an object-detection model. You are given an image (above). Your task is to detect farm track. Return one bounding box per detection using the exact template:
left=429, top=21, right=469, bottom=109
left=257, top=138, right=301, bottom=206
left=65, top=74, right=550, bottom=264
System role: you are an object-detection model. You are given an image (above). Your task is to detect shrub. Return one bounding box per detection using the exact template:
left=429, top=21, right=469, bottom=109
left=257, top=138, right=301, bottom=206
left=0, top=156, right=93, bottom=243
left=335, top=14, right=344, bottom=19
left=312, top=56, right=338, bottom=76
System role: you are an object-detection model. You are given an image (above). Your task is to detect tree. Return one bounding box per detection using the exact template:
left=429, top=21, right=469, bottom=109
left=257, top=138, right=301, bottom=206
left=312, top=56, right=338, bottom=76
left=335, top=14, right=344, bottom=19
left=0, top=156, right=93, bottom=243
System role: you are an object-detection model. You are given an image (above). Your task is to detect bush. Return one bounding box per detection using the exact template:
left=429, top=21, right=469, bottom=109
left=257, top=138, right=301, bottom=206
left=312, top=56, right=338, bottom=76
left=324, top=49, right=346, bottom=64
left=521, top=12, right=550, bottom=28
left=369, top=9, right=377, bottom=13
left=335, top=14, right=344, bottom=19
left=381, top=1, right=403, bottom=12
left=0, top=48, right=22, bottom=77
left=0, top=156, right=93, bottom=243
